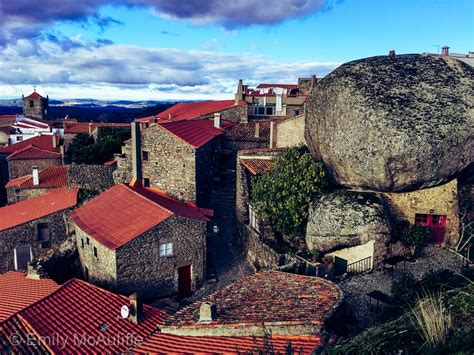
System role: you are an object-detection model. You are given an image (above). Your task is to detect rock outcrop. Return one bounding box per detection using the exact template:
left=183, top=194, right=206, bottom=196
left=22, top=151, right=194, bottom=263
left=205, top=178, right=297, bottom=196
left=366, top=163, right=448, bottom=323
left=305, top=54, right=474, bottom=192
left=306, top=191, right=392, bottom=264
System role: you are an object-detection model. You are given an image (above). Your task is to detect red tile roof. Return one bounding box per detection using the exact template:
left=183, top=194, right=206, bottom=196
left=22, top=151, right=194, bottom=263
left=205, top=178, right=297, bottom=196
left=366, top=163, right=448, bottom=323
left=136, top=100, right=241, bottom=123
left=5, top=166, right=68, bottom=189
left=71, top=184, right=210, bottom=250
left=64, top=122, right=130, bottom=134
left=0, top=272, right=59, bottom=322
left=6, top=145, right=61, bottom=160
left=239, top=157, right=273, bottom=175
left=13, top=120, right=49, bottom=129
left=257, top=83, right=298, bottom=89
left=134, top=333, right=321, bottom=354
left=0, top=134, right=60, bottom=156
left=24, top=91, right=45, bottom=100
left=165, top=271, right=342, bottom=333
left=159, top=119, right=235, bottom=148
left=0, top=279, right=168, bottom=354
left=0, top=188, right=78, bottom=232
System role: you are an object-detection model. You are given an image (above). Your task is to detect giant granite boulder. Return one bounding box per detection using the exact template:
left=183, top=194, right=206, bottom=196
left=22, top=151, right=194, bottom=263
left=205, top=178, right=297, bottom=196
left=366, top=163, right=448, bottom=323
left=305, top=54, right=474, bottom=192
left=306, top=191, right=392, bottom=265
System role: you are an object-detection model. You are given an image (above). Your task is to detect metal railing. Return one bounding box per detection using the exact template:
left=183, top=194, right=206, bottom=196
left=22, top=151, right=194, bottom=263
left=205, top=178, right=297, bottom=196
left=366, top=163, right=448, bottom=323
left=334, top=256, right=372, bottom=277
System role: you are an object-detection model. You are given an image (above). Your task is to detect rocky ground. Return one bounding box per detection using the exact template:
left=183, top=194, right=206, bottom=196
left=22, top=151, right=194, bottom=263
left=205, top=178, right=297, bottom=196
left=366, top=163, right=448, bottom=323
left=338, top=245, right=466, bottom=335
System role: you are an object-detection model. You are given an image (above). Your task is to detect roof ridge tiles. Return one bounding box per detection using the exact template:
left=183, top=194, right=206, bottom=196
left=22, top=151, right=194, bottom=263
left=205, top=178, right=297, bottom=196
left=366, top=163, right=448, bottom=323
left=124, top=183, right=175, bottom=216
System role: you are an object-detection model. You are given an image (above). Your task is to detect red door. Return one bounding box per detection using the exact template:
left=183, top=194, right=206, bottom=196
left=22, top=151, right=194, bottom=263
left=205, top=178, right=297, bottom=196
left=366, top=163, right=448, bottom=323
left=178, top=265, right=192, bottom=297
left=415, top=214, right=446, bottom=244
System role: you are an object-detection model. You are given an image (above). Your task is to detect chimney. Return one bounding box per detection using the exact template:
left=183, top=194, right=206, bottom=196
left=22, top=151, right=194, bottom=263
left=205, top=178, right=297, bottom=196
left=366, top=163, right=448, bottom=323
left=32, top=166, right=39, bottom=186
left=88, top=122, right=93, bottom=135
left=214, top=112, right=221, bottom=129
left=131, top=122, right=142, bottom=185
left=129, top=293, right=143, bottom=324
left=389, top=50, right=396, bottom=57
left=52, top=134, right=57, bottom=148
left=310, top=75, right=317, bottom=91
left=235, top=79, right=244, bottom=104
left=269, top=121, right=276, bottom=148
left=441, top=46, right=450, bottom=56
left=199, top=302, right=217, bottom=322
left=60, top=145, right=65, bottom=164
left=254, top=123, right=260, bottom=138
left=168, top=113, right=172, bottom=121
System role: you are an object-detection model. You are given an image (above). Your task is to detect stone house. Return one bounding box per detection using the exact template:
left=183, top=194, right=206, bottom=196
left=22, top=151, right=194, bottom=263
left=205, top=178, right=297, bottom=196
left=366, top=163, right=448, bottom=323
left=22, top=90, right=49, bottom=119
left=71, top=183, right=211, bottom=298
left=0, top=188, right=78, bottom=273
left=63, top=121, right=130, bottom=147
left=114, top=120, right=231, bottom=206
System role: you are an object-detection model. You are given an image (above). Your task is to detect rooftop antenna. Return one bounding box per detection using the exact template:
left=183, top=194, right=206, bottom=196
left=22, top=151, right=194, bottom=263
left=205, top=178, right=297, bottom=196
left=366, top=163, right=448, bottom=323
left=433, top=44, right=440, bottom=54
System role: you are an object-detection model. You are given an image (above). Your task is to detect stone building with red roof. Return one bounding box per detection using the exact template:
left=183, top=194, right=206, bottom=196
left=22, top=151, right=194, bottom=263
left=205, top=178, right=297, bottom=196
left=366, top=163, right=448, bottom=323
left=22, top=90, right=49, bottom=119
left=71, top=183, right=211, bottom=298
left=0, top=188, right=78, bottom=273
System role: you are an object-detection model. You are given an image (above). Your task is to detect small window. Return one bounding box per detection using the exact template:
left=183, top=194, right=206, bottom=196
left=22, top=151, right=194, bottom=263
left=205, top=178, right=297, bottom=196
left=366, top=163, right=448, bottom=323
left=81, top=239, right=85, bottom=249
left=265, top=106, right=274, bottom=116
left=38, top=223, right=50, bottom=249
left=159, top=242, right=173, bottom=257
left=249, top=204, right=260, bottom=233
left=84, top=266, right=89, bottom=281
left=93, top=246, right=98, bottom=258
left=142, top=151, right=149, bottom=161
left=29, top=100, right=34, bottom=108
left=143, top=178, right=150, bottom=187
left=294, top=110, right=300, bottom=116
left=415, top=213, right=429, bottom=225
left=17, top=136, right=23, bottom=142
left=86, top=237, right=90, bottom=245
left=14, top=246, right=32, bottom=271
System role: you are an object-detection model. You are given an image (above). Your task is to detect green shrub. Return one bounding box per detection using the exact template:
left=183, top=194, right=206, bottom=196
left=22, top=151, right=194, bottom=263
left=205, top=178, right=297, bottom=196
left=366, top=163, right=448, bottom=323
left=251, top=145, right=328, bottom=239
left=401, top=224, right=430, bottom=248
left=391, top=271, right=418, bottom=306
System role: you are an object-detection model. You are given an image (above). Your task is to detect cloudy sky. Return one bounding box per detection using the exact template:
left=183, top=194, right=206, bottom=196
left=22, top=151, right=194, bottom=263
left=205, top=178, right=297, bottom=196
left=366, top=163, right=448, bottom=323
left=0, top=0, right=472, bottom=101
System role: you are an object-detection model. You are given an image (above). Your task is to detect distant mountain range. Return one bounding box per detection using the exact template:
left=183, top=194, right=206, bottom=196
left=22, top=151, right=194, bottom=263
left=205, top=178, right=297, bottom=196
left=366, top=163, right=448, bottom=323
left=0, top=98, right=176, bottom=108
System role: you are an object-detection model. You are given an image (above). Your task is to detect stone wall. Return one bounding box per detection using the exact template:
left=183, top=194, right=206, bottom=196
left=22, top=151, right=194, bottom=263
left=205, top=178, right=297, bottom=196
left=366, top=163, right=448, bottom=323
left=381, top=179, right=459, bottom=246
left=6, top=187, right=50, bottom=204
left=77, top=215, right=206, bottom=298
left=141, top=124, right=197, bottom=202
left=275, top=114, right=305, bottom=148
left=195, top=138, right=220, bottom=206
left=8, top=157, right=62, bottom=180
left=113, top=142, right=133, bottom=184
left=0, top=210, right=72, bottom=273
left=67, top=164, right=115, bottom=192
left=285, top=104, right=305, bottom=118
left=22, top=96, right=48, bottom=119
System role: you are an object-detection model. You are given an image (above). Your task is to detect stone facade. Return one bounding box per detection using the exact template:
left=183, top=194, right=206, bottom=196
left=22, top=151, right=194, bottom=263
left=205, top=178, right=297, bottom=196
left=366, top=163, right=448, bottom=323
left=0, top=211, right=72, bottom=273
left=76, top=215, right=206, bottom=298
left=8, top=157, right=62, bottom=180
left=67, top=164, right=115, bottom=192
left=381, top=179, right=460, bottom=246
left=274, top=114, right=305, bottom=148
left=6, top=187, right=49, bottom=204
left=113, top=143, right=133, bottom=184
left=22, top=94, right=48, bottom=119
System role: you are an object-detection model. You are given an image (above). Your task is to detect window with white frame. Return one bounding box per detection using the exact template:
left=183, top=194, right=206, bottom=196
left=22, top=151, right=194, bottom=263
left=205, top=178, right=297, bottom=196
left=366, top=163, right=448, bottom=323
left=159, top=242, right=173, bottom=257
left=248, top=204, right=260, bottom=233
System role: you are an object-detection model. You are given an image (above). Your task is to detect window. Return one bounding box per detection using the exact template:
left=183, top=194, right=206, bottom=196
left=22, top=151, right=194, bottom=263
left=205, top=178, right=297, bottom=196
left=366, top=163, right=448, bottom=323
left=415, top=213, right=429, bottom=225
left=29, top=100, right=34, bottom=108
left=142, top=151, right=149, bottom=161
left=17, top=136, right=23, bottom=142
left=254, top=105, right=274, bottom=116
left=93, top=246, right=98, bottom=258
left=37, top=223, right=50, bottom=248
left=265, top=106, right=274, bottom=115
left=14, top=246, right=32, bottom=271
left=143, top=178, right=150, bottom=187
left=87, top=237, right=90, bottom=245
left=248, top=204, right=260, bottom=233
left=294, top=110, right=300, bottom=116
left=81, top=238, right=85, bottom=249
left=159, top=242, right=173, bottom=257
left=84, top=266, right=89, bottom=281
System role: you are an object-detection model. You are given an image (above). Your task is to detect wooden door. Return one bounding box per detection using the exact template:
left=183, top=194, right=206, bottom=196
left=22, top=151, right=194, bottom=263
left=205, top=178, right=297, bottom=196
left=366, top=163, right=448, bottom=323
left=178, top=265, right=192, bottom=297
left=415, top=213, right=446, bottom=244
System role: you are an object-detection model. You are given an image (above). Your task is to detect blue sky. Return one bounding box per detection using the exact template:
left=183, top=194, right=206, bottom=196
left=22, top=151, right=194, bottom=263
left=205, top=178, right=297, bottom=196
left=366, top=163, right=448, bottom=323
left=0, top=0, right=472, bottom=100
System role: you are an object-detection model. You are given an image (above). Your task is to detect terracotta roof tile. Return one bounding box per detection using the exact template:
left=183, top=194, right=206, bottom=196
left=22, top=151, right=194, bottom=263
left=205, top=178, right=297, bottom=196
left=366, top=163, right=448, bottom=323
left=137, top=100, right=240, bottom=123
left=159, top=119, right=235, bottom=148
left=239, top=158, right=273, bottom=175
left=0, top=135, right=60, bottom=156
left=0, top=188, right=78, bottom=232
left=256, top=83, right=299, bottom=89
left=6, top=145, right=61, bottom=160
left=5, top=166, right=68, bottom=189
left=134, top=333, right=321, bottom=354
left=71, top=184, right=209, bottom=250
left=166, top=271, right=342, bottom=331
left=0, top=272, right=59, bottom=322
left=64, top=122, right=130, bottom=134
left=0, top=279, right=168, bottom=354
left=24, top=91, right=45, bottom=100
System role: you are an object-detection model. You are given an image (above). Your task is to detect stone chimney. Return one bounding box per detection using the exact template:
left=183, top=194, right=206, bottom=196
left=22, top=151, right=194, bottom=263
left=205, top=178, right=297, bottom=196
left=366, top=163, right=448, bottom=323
left=131, top=122, right=142, bottom=185
left=199, top=302, right=217, bottom=322
left=389, top=50, right=396, bottom=57
left=442, top=46, right=450, bottom=56
left=269, top=121, right=276, bottom=148
left=310, top=75, right=317, bottom=91
left=254, top=122, right=260, bottom=138
left=52, top=134, right=57, bottom=148
left=235, top=79, right=244, bottom=104
left=168, top=113, right=172, bottom=121
left=129, top=293, right=144, bottom=324
left=214, top=112, right=221, bottom=129
left=32, top=166, right=39, bottom=186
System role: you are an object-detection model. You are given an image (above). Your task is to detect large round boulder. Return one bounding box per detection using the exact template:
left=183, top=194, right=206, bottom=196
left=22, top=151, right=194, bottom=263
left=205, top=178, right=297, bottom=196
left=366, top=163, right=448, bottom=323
left=306, top=191, right=392, bottom=264
left=305, top=54, right=474, bottom=192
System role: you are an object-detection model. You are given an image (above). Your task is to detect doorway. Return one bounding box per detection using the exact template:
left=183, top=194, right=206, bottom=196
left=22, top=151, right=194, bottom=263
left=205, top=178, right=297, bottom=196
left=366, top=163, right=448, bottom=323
left=14, top=246, right=32, bottom=270
left=415, top=213, right=446, bottom=244
left=178, top=265, right=192, bottom=297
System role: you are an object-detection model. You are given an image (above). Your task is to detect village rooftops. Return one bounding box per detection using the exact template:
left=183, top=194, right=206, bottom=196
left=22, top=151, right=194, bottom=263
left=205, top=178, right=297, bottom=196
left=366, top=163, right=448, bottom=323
left=63, top=121, right=130, bottom=134
left=0, top=188, right=78, bottom=232
left=0, top=134, right=60, bottom=156
left=71, top=184, right=212, bottom=250
left=0, top=278, right=167, bottom=354
left=239, top=157, right=274, bottom=175
left=6, top=145, right=61, bottom=160
left=136, top=99, right=243, bottom=123
left=5, top=166, right=68, bottom=189
left=0, top=272, right=59, bottom=322
left=161, top=271, right=343, bottom=337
